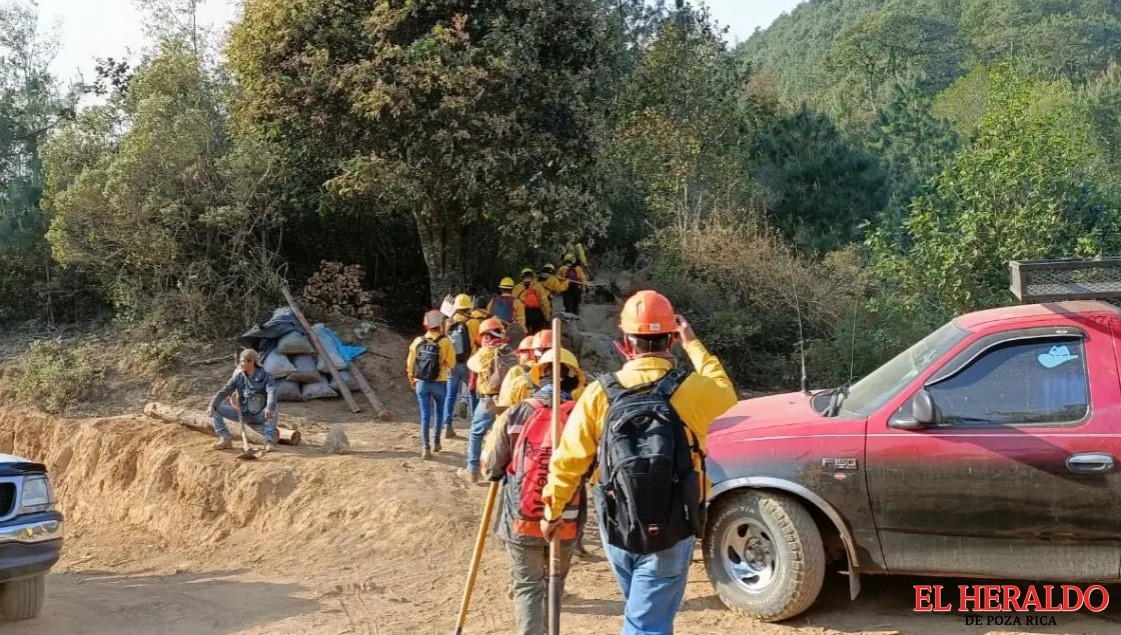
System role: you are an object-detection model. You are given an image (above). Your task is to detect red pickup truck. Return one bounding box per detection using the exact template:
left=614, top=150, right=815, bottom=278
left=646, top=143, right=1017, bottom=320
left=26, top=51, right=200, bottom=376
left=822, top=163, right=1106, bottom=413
left=702, top=300, right=1121, bottom=621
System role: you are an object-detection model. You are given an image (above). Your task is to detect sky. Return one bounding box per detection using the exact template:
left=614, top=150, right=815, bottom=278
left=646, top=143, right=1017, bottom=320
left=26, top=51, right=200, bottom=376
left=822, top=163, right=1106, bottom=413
left=38, top=0, right=806, bottom=83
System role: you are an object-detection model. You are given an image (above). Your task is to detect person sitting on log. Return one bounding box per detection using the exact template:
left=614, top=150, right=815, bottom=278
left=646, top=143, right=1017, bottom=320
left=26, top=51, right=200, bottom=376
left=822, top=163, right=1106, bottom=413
left=206, top=348, right=279, bottom=452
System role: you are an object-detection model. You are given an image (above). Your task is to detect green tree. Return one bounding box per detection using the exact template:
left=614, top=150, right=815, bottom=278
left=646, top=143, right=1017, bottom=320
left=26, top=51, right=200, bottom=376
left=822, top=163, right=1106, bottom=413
left=867, top=77, right=960, bottom=235
left=229, top=0, right=614, bottom=302
left=753, top=107, right=889, bottom=253
left=870, top=62, right=1121, bottom=316
left=42, top=43, right=281, bottom=335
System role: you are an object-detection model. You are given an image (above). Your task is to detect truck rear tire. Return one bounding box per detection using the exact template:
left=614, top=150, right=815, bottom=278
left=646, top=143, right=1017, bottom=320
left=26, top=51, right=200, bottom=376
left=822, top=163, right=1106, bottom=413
left=0, top=574, right=45, bottom=622
left=703, top=490, right=825, bottom=622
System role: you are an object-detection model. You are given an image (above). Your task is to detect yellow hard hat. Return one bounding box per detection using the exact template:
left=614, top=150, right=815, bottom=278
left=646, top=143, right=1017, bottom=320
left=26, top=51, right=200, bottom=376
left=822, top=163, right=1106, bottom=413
left=520, top=267, right=535, bottom=277
left=563, top=253, right=576, bottom=263
left=499, top=277, right=515, bottom=290
left=542, top=263, right=556, bottom=273
left=530, top=347, right=581, bottom=386
left=453, top=293, right=472, bottom=311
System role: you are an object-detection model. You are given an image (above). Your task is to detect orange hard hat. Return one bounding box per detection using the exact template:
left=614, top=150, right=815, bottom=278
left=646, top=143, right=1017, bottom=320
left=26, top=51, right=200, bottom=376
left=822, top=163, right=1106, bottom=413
left=516, top=337, right=536, bottom=354
left=479, top=317, right=504, bottom=337
left=534, top=329, right=554, bottom=350
left=619, top=290, right=676, bottom=335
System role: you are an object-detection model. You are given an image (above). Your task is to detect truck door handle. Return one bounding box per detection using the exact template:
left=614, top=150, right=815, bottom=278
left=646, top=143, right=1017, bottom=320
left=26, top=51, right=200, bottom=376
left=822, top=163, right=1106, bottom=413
left=1066, top=452, right=1116, bottom=475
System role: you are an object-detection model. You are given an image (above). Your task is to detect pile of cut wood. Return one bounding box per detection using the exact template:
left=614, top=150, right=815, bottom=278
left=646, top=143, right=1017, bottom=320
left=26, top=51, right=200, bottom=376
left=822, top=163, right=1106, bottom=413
left=302, top=261, right=380, bottom=319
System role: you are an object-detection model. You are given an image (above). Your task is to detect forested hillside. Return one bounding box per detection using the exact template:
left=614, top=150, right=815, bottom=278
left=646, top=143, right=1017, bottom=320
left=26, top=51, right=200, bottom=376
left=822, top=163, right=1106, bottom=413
left=3, top=0, right=1121, bottom=390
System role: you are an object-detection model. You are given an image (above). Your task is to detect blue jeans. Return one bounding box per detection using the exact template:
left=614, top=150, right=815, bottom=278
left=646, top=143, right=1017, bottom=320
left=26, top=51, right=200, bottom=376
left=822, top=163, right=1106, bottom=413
left=212, top=403, right=277, bottom=443
left=443, top=362, right=477, bottom=430
left=416, top=380, right=447, bottom=448
left=601, top=532, right=695, bottom=635
left=465, top=397, right=496, bottom=472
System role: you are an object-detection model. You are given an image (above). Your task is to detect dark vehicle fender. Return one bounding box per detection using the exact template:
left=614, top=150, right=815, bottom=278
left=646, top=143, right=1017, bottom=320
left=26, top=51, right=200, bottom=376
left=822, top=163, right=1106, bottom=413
left=708, top=477, right=861, bottom=600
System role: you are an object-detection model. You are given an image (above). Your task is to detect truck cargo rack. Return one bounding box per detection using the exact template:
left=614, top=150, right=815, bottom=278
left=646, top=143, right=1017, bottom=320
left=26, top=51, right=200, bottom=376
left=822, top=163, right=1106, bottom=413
left=1009, top=258, right=1121, bottom=303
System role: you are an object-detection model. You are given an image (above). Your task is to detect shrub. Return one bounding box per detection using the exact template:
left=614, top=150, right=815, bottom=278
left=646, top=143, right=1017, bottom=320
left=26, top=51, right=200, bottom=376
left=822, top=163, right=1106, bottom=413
left=13, top=340, right=105, bottom=414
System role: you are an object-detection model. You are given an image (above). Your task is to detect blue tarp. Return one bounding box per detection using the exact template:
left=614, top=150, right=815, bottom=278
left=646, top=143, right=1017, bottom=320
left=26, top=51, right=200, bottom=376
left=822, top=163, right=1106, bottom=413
left=315, top=323, right=366, bottom=365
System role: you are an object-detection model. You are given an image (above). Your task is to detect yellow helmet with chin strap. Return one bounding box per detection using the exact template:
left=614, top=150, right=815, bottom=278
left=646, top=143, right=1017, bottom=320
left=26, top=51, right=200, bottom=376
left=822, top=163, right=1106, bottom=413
left=453, top=293, right=473, bottom=311
left=530, top=347, right=584, bottom=387
left=499, top=277, right=515, bottom=290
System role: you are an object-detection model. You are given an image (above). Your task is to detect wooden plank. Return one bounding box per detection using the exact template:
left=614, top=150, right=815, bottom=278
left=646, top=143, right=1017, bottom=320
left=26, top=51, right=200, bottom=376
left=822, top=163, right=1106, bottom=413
left=280, top=285, right=363, bottom=414
left=348, top=363, right=391, bottom=421
left=143, top=402, right=301, bottom=446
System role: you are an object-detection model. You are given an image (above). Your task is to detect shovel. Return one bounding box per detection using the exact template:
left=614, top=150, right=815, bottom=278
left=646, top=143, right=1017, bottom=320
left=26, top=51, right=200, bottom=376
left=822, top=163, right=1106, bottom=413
left=235, top=404, right=263, bottom=461
left=547, top=316, right=563, bottom=635
left=453, top=479, right=500, bottom=634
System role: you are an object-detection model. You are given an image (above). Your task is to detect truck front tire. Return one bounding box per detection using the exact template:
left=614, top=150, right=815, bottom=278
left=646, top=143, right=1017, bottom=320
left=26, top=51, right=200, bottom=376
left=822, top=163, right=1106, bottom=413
left=0, top=574, right=45, bottom=622
left=703, top=490, right=825, bottom=622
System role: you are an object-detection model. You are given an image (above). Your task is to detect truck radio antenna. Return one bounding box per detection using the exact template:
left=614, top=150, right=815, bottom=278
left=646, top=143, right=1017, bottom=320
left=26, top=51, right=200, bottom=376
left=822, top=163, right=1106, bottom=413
left=789, top=258, right=810, bottom=396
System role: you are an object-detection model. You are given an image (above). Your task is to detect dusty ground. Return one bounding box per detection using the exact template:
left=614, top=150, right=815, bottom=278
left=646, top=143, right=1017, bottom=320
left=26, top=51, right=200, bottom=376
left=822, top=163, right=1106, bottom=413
left=0, top=313, right=1118, bottom=634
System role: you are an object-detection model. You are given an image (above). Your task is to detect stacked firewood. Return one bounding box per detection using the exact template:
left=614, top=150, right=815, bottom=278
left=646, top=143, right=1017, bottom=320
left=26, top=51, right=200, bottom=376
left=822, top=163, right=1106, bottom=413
left=302, top=261, right=379, bottom=319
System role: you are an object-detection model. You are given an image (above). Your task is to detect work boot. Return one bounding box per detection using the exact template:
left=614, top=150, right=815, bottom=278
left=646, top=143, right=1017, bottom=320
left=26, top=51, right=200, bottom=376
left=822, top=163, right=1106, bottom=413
left=574, top=541, right=590, bottom=558
left=456, top=468, right=479, bottom=484
left=264, top=443, right=274, bottom=454
left=213, top=437, right=232, bottom=450
left=433, top=442, right=442, bottom=454
left=445, top=428, right=459, bottom=439
left=421, top=448, right=432, bottom=460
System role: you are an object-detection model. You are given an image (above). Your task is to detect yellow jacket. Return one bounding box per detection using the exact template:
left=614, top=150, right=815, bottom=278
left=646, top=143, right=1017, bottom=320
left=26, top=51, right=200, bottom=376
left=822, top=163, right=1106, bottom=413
left=540, top=274, right=569, bottom=299
left=406, top=331, right=457, bottom=382
left=542, top=340, right=736, bottom=521
left=446, top=312, right=479, bottom=356
left=556, top=263, right=587, bottom=286
left=487, top=293, right=526, bottom=329
left=512, top=280, right=550, bottom=315
left=496, top=364, right=532, bottom=408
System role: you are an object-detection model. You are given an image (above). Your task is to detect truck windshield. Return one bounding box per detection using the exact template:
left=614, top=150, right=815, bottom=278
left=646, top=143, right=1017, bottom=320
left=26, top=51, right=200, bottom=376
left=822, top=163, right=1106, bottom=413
left=838, top=321, right=970, bottom=418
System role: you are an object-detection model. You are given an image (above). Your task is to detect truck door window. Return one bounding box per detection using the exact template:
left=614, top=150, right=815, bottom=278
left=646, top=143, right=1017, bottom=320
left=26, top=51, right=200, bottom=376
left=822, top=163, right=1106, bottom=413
left=926, top=337, right=1089, bottom=426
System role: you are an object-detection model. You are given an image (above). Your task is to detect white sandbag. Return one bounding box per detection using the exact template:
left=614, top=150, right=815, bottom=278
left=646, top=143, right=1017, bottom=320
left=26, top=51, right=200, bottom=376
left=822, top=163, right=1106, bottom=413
left=328, top=370, right=360, bottom=392
left=301, top=379, right=338, bottom=400
left=313, top=323, right=347, bottom=372
left=262, top=351, right=296, bottom=379
left=289, top=354, right=322, bottom=383
left=276, top=331, right=315, bottom=355
left=276, top=380, right=303, bottom=402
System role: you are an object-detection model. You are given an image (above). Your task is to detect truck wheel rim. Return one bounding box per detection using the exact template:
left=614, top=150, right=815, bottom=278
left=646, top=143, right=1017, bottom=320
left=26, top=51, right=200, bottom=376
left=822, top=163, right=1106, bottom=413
left=722, top=517, right=776, bottom=594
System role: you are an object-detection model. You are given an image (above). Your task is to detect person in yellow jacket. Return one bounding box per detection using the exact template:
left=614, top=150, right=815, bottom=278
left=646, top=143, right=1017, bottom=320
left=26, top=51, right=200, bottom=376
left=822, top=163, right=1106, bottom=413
left=406, top=309, right=457, bottom=459
left=540, top=290, right=736, bottom=633
left=488, top=277, right=526, bottom=337
left=495, top=336, right=538, bottom=414
left=460, top=317, right=516, bottom=483
left=556, top=254, right=587, bottom=316
left=443, top=294, right=478, bottom=439
left=538, top=264, right=569, bottom=317
left=512, top=268, right=550, bottom=335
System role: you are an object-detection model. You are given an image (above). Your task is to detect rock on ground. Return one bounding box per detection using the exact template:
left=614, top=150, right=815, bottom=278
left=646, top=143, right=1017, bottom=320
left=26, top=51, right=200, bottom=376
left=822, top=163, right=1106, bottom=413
left=322, top=424, right=350, bottom=454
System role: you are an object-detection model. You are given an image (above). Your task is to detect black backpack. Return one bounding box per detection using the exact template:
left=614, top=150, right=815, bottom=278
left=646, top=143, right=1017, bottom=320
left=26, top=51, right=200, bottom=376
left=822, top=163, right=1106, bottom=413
left=448, top=321, right=471, bottom=363
left=414, top=336, right=444, bottom=381
left=594, top=367, right=705, bottom=554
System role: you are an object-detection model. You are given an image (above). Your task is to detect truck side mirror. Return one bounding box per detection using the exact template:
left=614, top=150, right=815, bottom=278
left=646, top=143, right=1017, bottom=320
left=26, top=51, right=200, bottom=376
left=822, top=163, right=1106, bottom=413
left=890, top=390, right=936, bottom=430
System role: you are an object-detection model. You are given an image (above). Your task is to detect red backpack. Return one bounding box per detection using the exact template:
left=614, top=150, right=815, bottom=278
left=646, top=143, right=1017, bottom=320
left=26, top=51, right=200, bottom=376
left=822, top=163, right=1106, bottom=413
left=521, top=285, right=541, bottom=309
left=509, top=399, right=580, bottom=540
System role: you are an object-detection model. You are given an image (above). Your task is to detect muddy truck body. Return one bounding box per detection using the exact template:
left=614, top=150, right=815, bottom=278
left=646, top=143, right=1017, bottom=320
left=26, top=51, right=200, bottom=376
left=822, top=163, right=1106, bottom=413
left=703, top=290, right=1121, bottom=621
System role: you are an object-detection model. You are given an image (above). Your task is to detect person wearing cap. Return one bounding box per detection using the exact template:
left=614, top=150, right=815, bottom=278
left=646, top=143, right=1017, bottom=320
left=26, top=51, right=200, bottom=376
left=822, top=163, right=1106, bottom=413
left=556, top=254, right=587, bottom=316
left=207, top=348, right=279, bottom=452
left=538, top=264, right=569, bottom=317
left=443, top=293, right=479, bottom=439
left=459, top=317, right=514, bottom=483
left=512, top=267, right=550, bottom=335
left=540, top=290, right=736, bottom=634
left=488, top=278, right=526, bottom=330
left=484, top=347, right=586, bottom=635
left=407, top=309, right=457, bottom=459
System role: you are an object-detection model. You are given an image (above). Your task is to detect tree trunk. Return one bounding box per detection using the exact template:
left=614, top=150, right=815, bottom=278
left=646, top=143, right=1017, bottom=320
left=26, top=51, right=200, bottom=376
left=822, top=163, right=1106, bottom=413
left=417, top=213, right=468, bottom=305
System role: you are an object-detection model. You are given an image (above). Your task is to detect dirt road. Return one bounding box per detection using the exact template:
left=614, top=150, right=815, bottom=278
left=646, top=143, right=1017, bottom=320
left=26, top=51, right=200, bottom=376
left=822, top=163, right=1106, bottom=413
left=0, top=400, right=1118, bottom=635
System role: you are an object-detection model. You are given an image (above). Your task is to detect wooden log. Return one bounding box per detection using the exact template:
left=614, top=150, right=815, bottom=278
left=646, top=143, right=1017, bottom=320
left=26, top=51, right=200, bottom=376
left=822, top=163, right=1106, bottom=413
left=348, top=363, right=391, bottom=421
left=143, top=402, right=301, bottom=446
left=280, top=285, right=362, bottom=414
